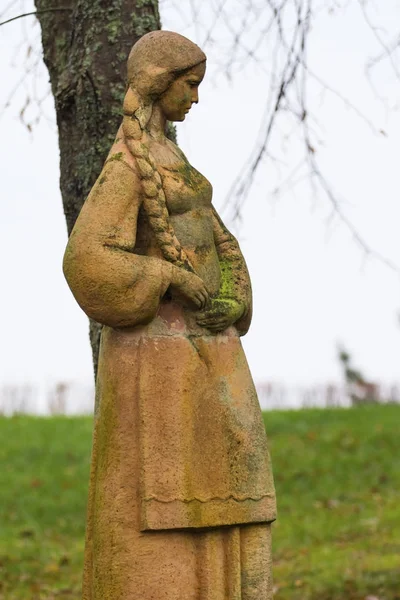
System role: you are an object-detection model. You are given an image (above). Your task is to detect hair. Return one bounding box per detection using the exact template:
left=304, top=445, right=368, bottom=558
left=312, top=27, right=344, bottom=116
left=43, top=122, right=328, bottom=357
left=121, top=31, right=206, bottom=272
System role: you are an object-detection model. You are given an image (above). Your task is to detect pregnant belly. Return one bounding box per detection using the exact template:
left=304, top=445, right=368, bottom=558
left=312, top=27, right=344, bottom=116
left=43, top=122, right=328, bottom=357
left=171, top=211, right=221, bottom=295
left=189, top=250, right=221, bottom=296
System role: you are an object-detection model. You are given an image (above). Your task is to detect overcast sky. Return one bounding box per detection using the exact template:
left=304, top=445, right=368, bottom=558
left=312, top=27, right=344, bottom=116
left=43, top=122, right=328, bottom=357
left=1, top=1, right=399, bottom=402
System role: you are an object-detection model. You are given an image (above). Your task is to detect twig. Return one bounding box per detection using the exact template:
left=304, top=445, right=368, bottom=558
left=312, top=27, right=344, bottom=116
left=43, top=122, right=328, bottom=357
left=201, top=0, right=229, bottom=48
left=357, top=0, right=400, bottom=83
left=222, top=0, right=309, bottom=215
left=216, top=0, right=398, bottom=273
left=0, top=8, right=71, bottom=27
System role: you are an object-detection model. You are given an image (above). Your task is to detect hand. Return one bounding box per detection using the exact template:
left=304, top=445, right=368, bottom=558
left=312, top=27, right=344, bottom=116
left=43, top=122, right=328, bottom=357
left=196, top=298, right=244, bottom=333
left=170, top=268, right=209, bottom=309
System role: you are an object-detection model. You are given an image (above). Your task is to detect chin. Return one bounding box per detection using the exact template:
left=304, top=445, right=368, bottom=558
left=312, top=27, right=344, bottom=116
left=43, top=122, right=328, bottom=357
left=168, top=111, right=187, bottom=122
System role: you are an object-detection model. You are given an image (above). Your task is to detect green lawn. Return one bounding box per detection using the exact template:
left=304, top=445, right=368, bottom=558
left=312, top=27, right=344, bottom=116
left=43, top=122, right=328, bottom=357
left=264, top=405, right=400, bottom=599
left=0, top=405, right=399, bottom=599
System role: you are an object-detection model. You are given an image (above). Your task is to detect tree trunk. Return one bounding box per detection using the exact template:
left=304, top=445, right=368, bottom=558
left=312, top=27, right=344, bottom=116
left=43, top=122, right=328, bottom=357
left=34, top=0, right=161, bottom=375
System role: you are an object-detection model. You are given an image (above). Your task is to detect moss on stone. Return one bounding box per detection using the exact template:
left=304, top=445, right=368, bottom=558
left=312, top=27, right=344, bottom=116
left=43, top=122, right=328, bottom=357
left=136, top=0, right=158, bottom=7
left=218, top=256, right=237, bottom=299
left=106, top=20, right=120, bottom=44
left=131, top=12, right=159, bottom=37
left=107, top=152, right=124, bottom=162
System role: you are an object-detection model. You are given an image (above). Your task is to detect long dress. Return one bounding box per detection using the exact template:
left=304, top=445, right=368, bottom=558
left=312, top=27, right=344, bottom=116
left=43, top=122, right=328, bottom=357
left=63, top=132, right=277, bottom=599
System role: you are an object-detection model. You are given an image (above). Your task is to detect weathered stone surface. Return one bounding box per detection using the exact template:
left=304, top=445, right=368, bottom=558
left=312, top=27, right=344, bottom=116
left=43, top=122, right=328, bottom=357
left=63, top=30, right=276, bottom=600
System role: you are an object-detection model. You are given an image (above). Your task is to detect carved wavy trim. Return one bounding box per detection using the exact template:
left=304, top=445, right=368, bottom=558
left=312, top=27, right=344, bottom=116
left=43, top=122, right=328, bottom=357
left=143, top=493, right=275, bottom=505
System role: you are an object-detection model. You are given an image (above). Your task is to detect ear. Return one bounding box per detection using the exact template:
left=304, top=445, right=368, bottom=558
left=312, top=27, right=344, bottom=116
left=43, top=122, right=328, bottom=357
left=134, top=66, right=174, bottom=98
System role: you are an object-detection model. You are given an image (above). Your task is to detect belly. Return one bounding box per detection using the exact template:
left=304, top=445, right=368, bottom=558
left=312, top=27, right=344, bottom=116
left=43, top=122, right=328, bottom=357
left=170, top=208, right=221, bottom=295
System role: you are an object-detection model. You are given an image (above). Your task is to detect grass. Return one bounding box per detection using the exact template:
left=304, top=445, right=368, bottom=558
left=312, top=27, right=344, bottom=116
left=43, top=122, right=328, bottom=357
left=0, top=417, right=92, bottom=599
left=265, top=405, right=400, bottom=599
left=0, top=405, right=399, bottom=599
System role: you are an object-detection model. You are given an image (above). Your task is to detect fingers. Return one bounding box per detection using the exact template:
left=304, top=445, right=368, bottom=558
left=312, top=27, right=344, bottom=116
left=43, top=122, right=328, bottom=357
left=196, top=308, right=216, bottom=322
left=196, top=313, right=219, bottom=325
left=196, top=316, right=230, bottom=332
left=206, top=319, right=229, bottom=329
left=192, top=296, right=202, bottom=309
left=194, top=294, right=205, bottom=309
left=196, top=318, right=215, bottom=326
left=195, top=316, right=210, bottom=325
left=193, top=293, right=208, bottom=309
left=205, top=322, right=229, bottom=332
left=196, top=287, right=209, bottom=310
left=184, top=282, right=208, bottom=309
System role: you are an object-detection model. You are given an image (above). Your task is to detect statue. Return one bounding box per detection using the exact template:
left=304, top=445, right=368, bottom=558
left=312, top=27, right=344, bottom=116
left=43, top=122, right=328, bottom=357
left=63, top=30, right=276, bottom=600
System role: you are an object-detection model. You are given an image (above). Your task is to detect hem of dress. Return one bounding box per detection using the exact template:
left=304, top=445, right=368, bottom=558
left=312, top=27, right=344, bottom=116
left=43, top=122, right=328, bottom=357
left=140, top=494, right=277, bottom=531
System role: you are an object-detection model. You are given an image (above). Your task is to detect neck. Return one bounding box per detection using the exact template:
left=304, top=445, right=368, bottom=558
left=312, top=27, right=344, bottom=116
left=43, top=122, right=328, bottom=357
left=147, top=103, right=167, bottom=141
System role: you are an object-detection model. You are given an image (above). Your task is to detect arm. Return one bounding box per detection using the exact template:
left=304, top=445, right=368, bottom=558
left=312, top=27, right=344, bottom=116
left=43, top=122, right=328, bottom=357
left=63, top=158, right=174, bottom=328
left=64, top=157, right=208, bottom=327
left=196, top=206, right=253, bottom=335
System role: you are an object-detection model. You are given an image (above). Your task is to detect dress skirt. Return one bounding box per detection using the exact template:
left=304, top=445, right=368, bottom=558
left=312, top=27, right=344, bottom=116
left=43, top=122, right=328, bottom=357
left=82, top=302, right=276, bottom=599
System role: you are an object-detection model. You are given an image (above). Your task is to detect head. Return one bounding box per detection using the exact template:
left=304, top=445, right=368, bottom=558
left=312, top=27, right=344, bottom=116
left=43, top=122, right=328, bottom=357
left=127, top=31, right=205, bottom=91
left=121, top=31, right=207, bottom=271
left=156, top=61, right=206, bottom=122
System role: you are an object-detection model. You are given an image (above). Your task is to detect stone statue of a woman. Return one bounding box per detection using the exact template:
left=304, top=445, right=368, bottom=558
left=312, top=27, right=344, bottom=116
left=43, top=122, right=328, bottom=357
left=63, top=30, right=276, bottom=600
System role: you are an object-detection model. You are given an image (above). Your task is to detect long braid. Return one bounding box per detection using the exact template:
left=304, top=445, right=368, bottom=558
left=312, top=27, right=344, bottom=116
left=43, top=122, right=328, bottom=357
left=122, top=86, right=195, bottom=273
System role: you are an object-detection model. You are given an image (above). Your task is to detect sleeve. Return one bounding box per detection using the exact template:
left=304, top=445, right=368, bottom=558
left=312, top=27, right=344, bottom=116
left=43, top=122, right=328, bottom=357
left=212, top=206, right=253, bottom=335
left=63, top=158, right=173, bottom=328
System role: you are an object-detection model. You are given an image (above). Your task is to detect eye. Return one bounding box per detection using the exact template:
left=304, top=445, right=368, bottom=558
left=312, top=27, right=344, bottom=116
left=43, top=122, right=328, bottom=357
left=187, top=81, right=199, bottom=88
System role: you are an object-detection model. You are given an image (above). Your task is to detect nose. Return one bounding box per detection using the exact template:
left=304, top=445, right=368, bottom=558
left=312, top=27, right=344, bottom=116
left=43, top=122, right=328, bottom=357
left=191, top=88, right=199, bottom=104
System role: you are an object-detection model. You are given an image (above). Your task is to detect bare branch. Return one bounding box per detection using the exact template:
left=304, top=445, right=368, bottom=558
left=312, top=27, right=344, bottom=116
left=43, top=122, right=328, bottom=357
left=209, top=0, right=398, bottom=274
left=300, top=2, right=399, bottom=274
left=308, top=153, right=400, bottom=274
left=0, top=7, right=71, bottom=28
left=4, top=0, right=399, bottom=274
left=222, top=0, right=311, bottom=215
left=357, top=0, right=400, bottom=83
left=201, top=0, right=229, bottom=49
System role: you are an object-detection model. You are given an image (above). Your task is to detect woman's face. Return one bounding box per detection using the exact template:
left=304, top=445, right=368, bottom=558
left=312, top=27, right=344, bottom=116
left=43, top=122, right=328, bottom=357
left=157, top=62, right=206, bottom=122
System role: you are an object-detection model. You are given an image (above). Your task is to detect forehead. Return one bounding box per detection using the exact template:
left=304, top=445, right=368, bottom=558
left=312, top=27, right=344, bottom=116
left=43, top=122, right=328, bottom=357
left=183, top=62, right=206, bottom=81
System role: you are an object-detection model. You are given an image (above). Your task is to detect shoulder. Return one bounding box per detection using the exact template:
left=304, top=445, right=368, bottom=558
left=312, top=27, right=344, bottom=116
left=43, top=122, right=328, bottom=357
left=86, top=141, right=143, bottom=209
left=105, top=126, right=140, bottom=175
